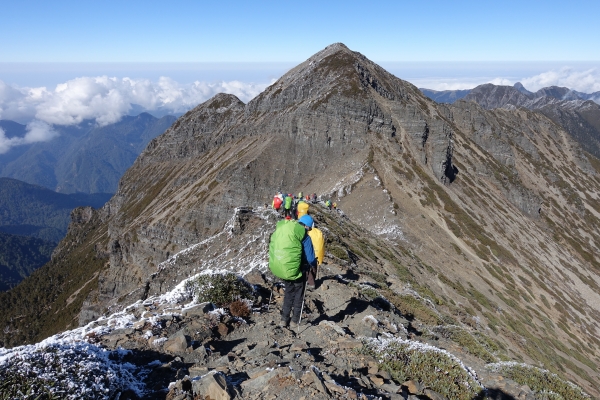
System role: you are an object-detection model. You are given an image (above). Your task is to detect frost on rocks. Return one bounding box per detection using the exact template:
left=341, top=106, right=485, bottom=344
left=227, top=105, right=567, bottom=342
left=365, top=336, right=484, bottom=390
left=0, top=208, right=278, bottom=398
left=0, top=342, right=145, bottom=399
left=328, top=166, right=365, bottom=198
left=154, top=206, right=273, bottom=301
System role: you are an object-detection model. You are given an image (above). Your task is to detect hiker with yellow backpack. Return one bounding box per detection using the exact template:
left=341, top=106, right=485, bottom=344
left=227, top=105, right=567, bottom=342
left=268, top=214, right=317, bottom=329
left=297, top=199, right=309, bottom=219
left=306, top=216, right=325, bottom=290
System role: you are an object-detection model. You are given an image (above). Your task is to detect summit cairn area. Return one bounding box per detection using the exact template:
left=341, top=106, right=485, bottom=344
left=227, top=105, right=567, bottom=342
left=2, top=43, right=600, bottom=398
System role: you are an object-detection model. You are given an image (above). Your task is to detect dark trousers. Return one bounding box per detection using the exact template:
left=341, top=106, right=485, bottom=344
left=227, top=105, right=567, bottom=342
left=307, top=266, right=317, bottom=287
left=281, top=274, right=305, bottom=324
left=284, top=208, right=293, bottom=219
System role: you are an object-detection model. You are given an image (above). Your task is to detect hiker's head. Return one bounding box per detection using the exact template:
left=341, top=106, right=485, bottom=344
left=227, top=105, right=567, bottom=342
left=298, top=215, right=314, bottom=230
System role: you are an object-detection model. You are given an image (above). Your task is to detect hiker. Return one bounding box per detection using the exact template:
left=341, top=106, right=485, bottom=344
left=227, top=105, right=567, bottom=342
left=283, top=193, right=294, bottom=219
left=297, top=199, right=309, bottom=219
left=268, top=215, right=317, bottom=329
left=297, top=192, right=303, bottom=200
left=325, top=200, right=332, bottom=210
left=312, top=193, right=317, bottom=203
left=273, top=194, right=283, bottom=211
left=332, top=202, right=337, bottom=210
left=307, top=217, right=325, bottom=290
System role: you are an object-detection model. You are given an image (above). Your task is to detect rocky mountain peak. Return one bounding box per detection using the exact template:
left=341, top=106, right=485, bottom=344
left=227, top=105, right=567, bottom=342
left=513, top=82, right=532, bottom=96
left=250, top=42, right=418, bottom=115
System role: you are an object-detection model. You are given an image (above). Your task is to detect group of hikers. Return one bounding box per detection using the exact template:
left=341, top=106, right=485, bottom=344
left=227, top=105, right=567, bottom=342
left=268, top=191, right=329, bottom=330
left=271, top=192, right=336, bottom=220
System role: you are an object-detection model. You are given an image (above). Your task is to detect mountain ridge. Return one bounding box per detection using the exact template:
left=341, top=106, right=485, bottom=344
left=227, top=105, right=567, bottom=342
left=2, top=43, right=600, bottom=397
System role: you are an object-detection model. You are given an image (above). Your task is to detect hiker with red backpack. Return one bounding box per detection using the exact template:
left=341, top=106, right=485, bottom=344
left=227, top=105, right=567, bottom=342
left=272, top=193, right=283, bottom=212
left=268, top=214, right=318, bottom=330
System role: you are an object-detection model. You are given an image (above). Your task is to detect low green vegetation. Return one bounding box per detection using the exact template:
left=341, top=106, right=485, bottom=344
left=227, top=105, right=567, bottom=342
left=0, top=370, right=59, bottom=400
left=360, top=337, right=483, bottom=400
left=383, top=289, right=441, bottom=325
left=431, top=325, right=505, bottom=363
left=487, top=363, right=590, bottom=399
left=185, top=272, right=254, bottom=306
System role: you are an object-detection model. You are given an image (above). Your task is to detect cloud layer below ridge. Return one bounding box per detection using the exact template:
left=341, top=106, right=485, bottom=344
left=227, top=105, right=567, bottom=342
left=1, top=64, right=600, bottom=154
left=0, top=76, right=269, bottom=126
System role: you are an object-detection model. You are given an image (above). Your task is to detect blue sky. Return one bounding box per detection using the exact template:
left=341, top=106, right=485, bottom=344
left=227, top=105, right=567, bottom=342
left=2, top=0, right=599, bottom=62
left=1, top=0, right=600, bottom=150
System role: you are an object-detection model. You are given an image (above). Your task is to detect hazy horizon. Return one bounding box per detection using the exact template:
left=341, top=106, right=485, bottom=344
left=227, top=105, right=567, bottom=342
left=2, top=59, right=600, bottom=154
left=2, top=61, right=600, bottom=91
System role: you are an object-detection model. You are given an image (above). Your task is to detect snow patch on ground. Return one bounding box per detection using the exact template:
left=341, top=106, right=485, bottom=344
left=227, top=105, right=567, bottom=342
left=329, top=166, right=366, bottom=198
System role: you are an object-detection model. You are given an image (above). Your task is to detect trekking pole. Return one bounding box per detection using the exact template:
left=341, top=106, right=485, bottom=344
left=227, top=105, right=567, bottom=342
left=297, top=272, right=309, bottom=335
left=268, top=285, right=274, bottom=311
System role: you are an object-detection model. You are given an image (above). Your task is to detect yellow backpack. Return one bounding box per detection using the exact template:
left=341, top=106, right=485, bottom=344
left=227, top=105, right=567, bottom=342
left=297, top=201, right=309, bottom=218
left=308, top=227, right=325, bottom=265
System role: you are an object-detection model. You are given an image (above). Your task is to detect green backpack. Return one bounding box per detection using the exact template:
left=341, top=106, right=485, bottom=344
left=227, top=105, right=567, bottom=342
left=284, top=195, right=293, bottom=210
left=269, top=219, right=306, bottom=280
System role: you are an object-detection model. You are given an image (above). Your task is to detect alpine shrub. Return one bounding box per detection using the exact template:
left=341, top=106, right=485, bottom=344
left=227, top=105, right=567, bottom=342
left=190, top=273, right=254, bottom=306
left=360, top=337, right=483, bottom=400
left=487, top=362, right=590, bottom=399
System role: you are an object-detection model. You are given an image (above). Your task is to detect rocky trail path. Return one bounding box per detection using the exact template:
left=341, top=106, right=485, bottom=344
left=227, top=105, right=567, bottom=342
left=95, top=256, right=538, bottom=400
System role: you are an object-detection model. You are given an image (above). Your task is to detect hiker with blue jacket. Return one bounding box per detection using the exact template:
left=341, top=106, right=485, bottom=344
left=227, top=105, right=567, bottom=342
left=268, top=215, right=318, bottom=329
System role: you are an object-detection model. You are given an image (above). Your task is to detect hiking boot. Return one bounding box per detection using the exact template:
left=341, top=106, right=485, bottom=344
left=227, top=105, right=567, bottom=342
left=306, top=284, right=316, bottom=291
left=279, top=319, right=290, bottom=328
left=289, top=321, right=299, bottom=329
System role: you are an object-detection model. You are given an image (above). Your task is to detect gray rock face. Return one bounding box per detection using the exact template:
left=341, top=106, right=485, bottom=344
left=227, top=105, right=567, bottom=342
left=83, top=43, right=459, bottom=317
left=464, top=83, right=600, bottom=159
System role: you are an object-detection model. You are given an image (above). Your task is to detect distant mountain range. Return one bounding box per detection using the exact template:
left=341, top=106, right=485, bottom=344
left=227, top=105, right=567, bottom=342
left=0, top=112, right=176, bottom=194
left=420, top=83, right=600, bottom=105
left=421, top=83, right=600, bottom=158
left=419, top=88, right=471, bottom=103
left=0, top=112, right=175, bottom=290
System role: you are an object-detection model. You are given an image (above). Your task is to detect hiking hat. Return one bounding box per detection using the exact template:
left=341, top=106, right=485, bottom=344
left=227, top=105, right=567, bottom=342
left=298, top=215, right=314, bottom=228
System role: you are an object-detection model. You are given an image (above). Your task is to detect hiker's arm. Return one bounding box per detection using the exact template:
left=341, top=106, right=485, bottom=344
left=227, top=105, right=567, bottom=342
left=301, top=235, right=317, bottom=268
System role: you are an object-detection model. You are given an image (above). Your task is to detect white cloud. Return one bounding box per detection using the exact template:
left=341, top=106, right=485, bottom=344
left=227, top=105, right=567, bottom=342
left=0, top=76, right=270, bottom=128
left=488, top=78, right=513, bottom=86
left=0, top=120, right=57, bottom=154
left=412, top=67, right=600, bottom=95
left=520, top=67, right=600, bottom=93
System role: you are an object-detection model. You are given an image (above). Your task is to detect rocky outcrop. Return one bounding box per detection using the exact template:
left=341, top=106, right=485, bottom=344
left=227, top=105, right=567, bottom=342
left=464, top=82, right=600, bottom=158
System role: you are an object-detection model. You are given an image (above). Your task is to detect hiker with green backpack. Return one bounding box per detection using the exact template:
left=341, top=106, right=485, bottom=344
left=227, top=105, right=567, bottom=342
left=268, top=215, right=317, bottom=329
left=283, top=193, right=294, bottom=219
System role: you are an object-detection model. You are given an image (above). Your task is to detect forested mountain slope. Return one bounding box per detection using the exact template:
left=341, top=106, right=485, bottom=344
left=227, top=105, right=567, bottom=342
left=0, top=113, right=176, bottom=193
